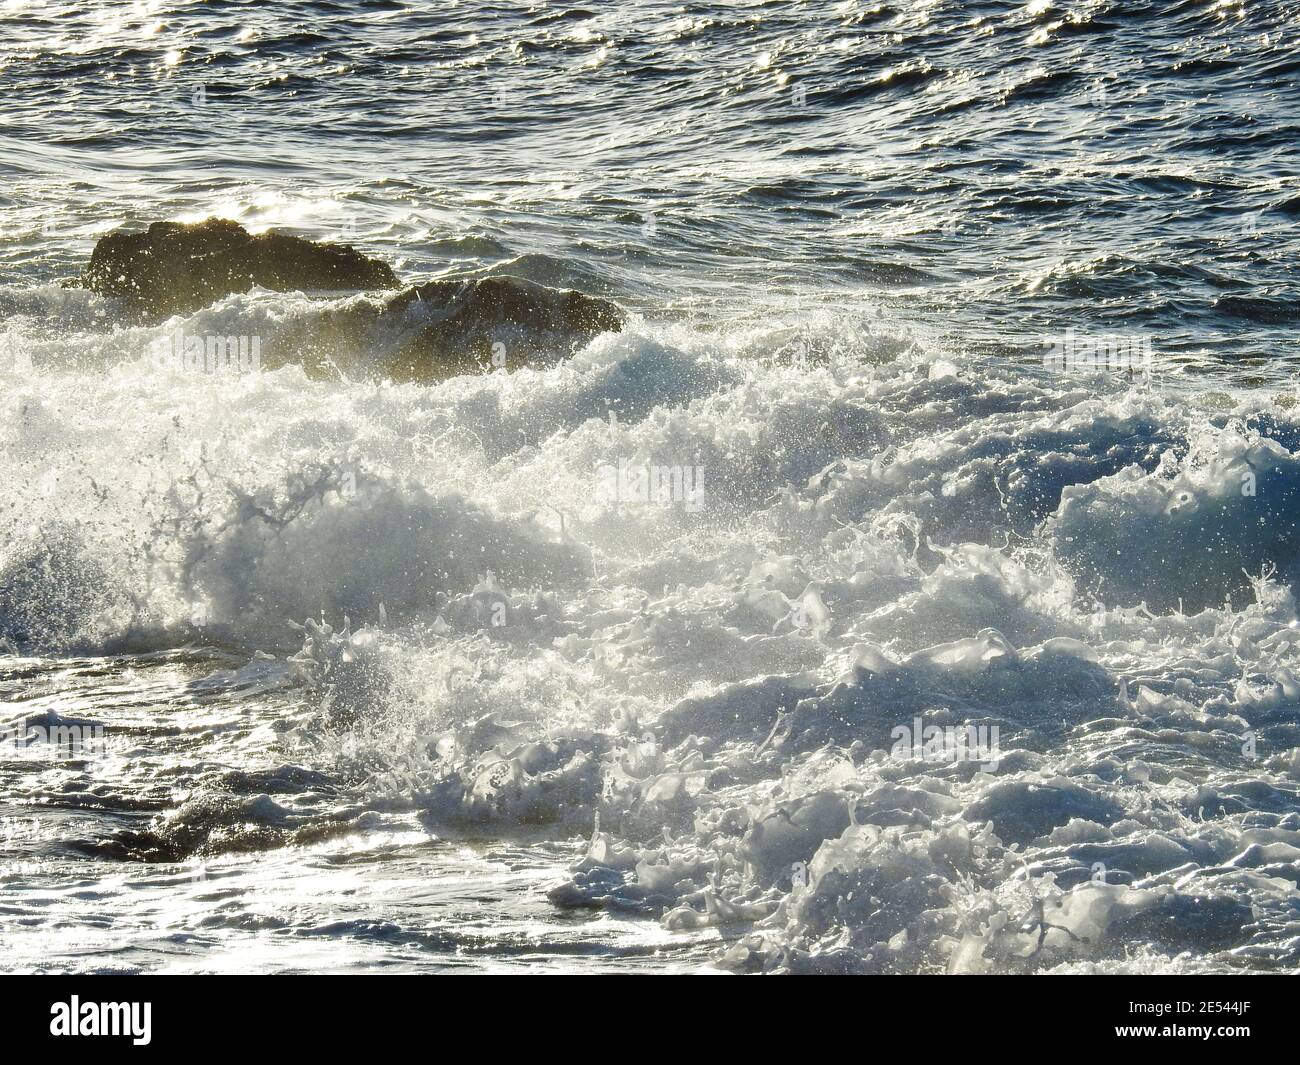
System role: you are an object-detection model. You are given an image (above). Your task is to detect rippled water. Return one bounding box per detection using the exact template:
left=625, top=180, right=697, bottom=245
left=2, top=0, right=1300, bottom=974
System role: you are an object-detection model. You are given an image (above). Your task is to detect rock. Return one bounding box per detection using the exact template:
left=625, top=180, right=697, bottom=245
left=79, top=218, right=400, bottom=317
left=377, top=275, right=626, bottom=381
left=75, top=217, right=626, bottom=380
left=266, top=275, right=626, bottom=382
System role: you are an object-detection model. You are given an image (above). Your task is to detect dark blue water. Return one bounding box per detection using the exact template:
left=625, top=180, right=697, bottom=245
left=4, top=1, right=1297, bottom=372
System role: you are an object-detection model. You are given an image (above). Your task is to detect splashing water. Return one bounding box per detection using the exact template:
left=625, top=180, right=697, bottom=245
left=3, top=0, right=1299, bottom=974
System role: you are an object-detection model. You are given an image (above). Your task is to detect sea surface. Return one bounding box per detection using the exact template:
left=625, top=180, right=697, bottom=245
left=1, top=0, right=1299, bottom=973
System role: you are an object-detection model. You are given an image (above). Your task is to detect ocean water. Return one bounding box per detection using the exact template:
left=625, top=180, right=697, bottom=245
left=1, top=0, right=1299, bottom=974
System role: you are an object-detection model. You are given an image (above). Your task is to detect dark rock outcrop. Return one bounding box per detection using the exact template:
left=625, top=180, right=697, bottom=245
left=266, top=275, right=626, bottom=382
left=79, top=218, right=400, bottom=317
left=376, top=275, right=626, bottom=381
left=76, top=218, right=627, bottom=381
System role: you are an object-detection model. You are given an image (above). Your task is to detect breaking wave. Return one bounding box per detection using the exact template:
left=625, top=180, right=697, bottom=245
left=7, top=301, right=1286, bottom=971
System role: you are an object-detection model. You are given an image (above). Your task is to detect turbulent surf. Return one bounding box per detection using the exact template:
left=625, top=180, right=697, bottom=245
left=1, top=0, right=1298, bottom=974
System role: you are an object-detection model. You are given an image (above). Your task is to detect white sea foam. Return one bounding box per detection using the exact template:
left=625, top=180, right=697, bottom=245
left=4, top=299, right=1300, bottom=972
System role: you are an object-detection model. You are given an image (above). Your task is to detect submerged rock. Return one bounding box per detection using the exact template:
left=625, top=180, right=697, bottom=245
left=375, top=275, right=626, bottom=381
left=267, top=275, right=626, bottom=382
left=79, top=218, right=400, bottom=317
